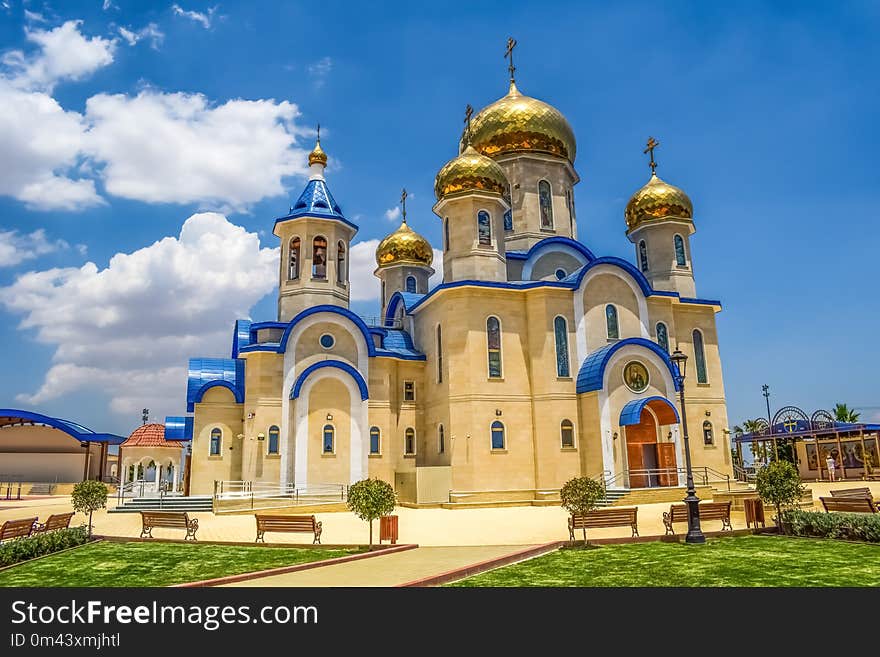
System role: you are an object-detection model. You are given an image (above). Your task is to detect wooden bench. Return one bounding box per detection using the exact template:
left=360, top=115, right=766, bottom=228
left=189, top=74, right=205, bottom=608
left=820, top=497, right=877, bottom=514
left=830, top=487, right=880, bottom=510
left=33, top=512, right=75, bottom=533
left=663, top=501, right=732, bottom=535
left=140, top=511, right=198, bottom=541
left=255, top=514, right=322, bottom=544
left=568, top=507, right=638, bottom=541
left=0, top=517, right=38, bottom=543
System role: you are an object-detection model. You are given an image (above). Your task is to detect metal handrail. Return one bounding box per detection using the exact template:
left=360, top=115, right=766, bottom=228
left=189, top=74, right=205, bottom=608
left=213, top=480, right=347, bottom=509
left=600, top=466, right=733, bottom=491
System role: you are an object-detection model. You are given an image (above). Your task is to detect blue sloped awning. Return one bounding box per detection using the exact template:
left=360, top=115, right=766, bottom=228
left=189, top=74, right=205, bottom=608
left=0, top=409, right=127, bottom=444
left=619, top=396, right=680, bottom=426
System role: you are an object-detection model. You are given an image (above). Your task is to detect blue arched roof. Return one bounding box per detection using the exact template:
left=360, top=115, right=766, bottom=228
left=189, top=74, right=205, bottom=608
left=384, top=291, right=425, bottom=324
left=0, top=409, right=126, bottom=444
left=566, top=256, right=654, bottom=296
left=164, top=416, right=194, bottom=441
left=290, top=361, right=369, bottom=401
left=187, top=358, right=245, bottom=412
left=619, top=396, right=680, bottom=426
left=278, top=305, right=375, bottom=356
left=520, top=236, right=596, bottom=262
left=576, top=338, right=681, bottom=395
left=231, top=319, right=252, bottom=358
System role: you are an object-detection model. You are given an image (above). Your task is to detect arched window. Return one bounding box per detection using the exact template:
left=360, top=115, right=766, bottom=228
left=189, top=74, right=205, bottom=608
left=554, top=316, right=570, bottom=377
left=444, top=218, right=450, bottom=252
left=674, top=235, right=687, bottom=267
left=312, top=236, right=327, bottom=278
left=639, top=240, right=649, bottom=272
left=404, top=428, right=416, bottom=455
left=322, top=424, right=334, bottom=453
left=369, top=426, right=380, bottom=455
left=477, top=210, right=491, bottom=245
left=561, top=419, right=575, bottom=448
left=487, top=316, right=502, bottom=378
left=538, top=180, right=553, bottom=229
left=438, top=425, right=445, bottom=453
left=267, top=425, right=280, bottom=455
left=703, top=421, right=714, bottom=445
left=605, top=304, right=619, bottom=340
left=693, top=329, right=708, bottom=383
left=491, top=421, right=505, bottom=450
left=336, top=241, right=346, bottom=285
left=288, top=237, right=300, bottom=280
left=656, top=322, right=669, bottom=353
left=209, top=428, right=222, bottom=456
left=503, top=184, right=513, bottom=232
left=436, top=324, right=443, bottom=383
left=405, top=275, right=416, bottom=294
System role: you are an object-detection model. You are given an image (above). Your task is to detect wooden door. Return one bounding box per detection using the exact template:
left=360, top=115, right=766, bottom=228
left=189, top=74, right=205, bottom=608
left=657, top=443, right=678, bottom=487
left=627, top=443, right=647, bottom=488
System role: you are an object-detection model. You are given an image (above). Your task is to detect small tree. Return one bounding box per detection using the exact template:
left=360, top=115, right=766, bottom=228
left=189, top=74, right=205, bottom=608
left=71, top=480, right=108, bottom=538
left=755, top=460, right=805, bottom=533
left=560, top=476, right=606, bottom=544
left=346, top=478, right=396, bottom=547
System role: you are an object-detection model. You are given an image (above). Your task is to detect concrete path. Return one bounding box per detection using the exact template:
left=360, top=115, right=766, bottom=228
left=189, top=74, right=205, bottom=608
left=221, top=545, right=534, bottom=587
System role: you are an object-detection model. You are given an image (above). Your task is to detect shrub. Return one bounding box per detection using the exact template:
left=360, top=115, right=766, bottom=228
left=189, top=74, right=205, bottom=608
left=780, top=509, right=880, bottom=543
left=560, top=476, right=606, bottom=543
left=346, top=478, right=396, bottom=547
left=0, top=526, right=91, bottom=568
left=755, top=460, right=805, bottom=531
left=71, top=480, right=108, bottom=538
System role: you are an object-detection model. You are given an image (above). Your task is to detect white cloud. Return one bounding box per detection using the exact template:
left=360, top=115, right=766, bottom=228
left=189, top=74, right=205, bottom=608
left=0, top=212, right=278, bottom=418
left=172, top=4, right=217, bottom=29
left=23, top=10, right=47, bottom=23
left=384, top=206, right=401, bottom=222
left=102, top=0, right=118, bottom=10
left=429, top=249, right=442, bottom=288
left=0, top=228, right=70, bottom=267
left=118, top=23, right=164, bottom=50
left=308, top=56, right=332, bottom=88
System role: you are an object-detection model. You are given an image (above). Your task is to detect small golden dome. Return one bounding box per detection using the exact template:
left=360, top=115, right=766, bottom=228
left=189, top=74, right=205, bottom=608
left=434, top=145, right=508, bottom=200
left=376, top=220, right=434, bottom=268
left=625, top=172, right=693, bottom=232
left=308, top=139, right=327, bottom=167
left=464, top=81, right=576, bottom=162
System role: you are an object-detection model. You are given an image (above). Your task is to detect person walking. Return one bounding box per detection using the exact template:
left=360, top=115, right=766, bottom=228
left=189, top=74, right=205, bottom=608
left=825, top=454, right=837, bottom=482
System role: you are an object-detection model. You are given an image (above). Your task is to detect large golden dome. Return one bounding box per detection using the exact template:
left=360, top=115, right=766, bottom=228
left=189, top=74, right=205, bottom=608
left=376, top=220, right=434, bottom=268
left=434, top=145, right=508, bottom=200
left=625, top=172, right=693, bottom=232
left=463, top=81, right=576, bottom=163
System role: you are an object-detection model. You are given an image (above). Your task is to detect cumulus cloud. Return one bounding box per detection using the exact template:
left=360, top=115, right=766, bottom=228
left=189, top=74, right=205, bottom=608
left=0, top=213, right=278, bottom=417
left=0, top=228, right=71, bottom=267
left=384, top=206, right=401, bottom=222
left=117, top=23, right=164, bottom=50
left=172, top=4, right=217, bottom=29
left=308, top=56, right=332, bottom=88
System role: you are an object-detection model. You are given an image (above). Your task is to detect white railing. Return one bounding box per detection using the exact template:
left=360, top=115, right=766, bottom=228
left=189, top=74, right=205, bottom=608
left=213, top=480, right=348, bottom=510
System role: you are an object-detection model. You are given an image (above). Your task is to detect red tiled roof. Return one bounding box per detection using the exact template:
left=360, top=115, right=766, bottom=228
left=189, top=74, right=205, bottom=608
left=122, top=423, right=178, bottom=448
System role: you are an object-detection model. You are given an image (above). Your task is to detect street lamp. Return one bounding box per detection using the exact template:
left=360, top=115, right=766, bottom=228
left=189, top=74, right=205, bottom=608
left=670, top=348, right=705, bottom=544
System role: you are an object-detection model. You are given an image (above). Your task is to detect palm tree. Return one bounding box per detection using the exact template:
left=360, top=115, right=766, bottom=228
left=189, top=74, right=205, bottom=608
left=733, top=419, right=770, bottom=465
left=833, top=403, right=861, bottom=423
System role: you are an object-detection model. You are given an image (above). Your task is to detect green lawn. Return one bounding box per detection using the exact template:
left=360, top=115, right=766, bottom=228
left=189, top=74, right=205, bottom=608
left=0, top=541, right=363, bottom=587
left=449, top=535, right=880, bottom=587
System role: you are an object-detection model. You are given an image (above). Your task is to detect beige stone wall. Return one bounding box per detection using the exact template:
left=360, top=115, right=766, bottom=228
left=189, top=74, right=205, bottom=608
left=306, top=377, right=350, bottom=485
left=629, top=221, right=696, bottom=298
left=434, top=193, right=508, bottom=282
left=582, top=272, right=642, bottom=352
left=189, top=386, right=243, bottom=496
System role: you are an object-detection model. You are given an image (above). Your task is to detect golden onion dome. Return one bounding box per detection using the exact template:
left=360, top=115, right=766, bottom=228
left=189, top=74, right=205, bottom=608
left=308, top=139, right=328, bottom=167
left=624, top=172, right=693, bottom=232
left=375, top=220, right=434, bottom=268
left=463, top=81, right=576, bottom=163
left=434, top=145, right=508, bottom=201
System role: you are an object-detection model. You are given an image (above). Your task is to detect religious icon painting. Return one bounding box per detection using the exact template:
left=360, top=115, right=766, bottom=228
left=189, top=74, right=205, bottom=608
left=805, top=444, right=818, bottom=471
left=623, top=361, right=649, bottom=393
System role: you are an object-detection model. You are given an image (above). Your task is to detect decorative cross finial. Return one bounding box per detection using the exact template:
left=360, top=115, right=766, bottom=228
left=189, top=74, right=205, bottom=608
left=504, top=37, right=517, bottom=83
left=464, top=104, right=474, bottom=145
left=400, top=188, right=408, bottom=224
left=644, top=136, right=659, bottom=174
left=316, top=123, right=321, bottom=143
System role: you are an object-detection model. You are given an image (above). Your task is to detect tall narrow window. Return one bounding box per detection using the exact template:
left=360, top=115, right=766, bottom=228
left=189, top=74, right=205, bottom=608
left=656, top=322, right=669, bottom=353
left=444, top=218, right=450, bottom=252
left=209, top=428, right=222, bottom=456
left=674, top=235, right=687, bottom=266
left=503, top=185, right=513, bottom=232
left=491, top=421, right=505, bottom=450
left=693, top=329, right=708, bottom=383
left=487, top=316, right=502, bottom=378
left=288, top=237, right=300, bottom=280
left=336, top=241, right=346, bottom=285
left=703, top=421, right=714, bottom=445
left=313, top=236, right=327, bottom=278
left=322, top=424, right=334, bottom=453
left=267, top=425, right=279, bottom=455
left=477, top=210, right=491, bottom=245
left=405, top=275, right=416, bottom=294
left=639, top=240, right=649, bottom=272
left=561, top=420, right=575, bottom=448
left=554, top=316, right=570, bottom=377
left=605, top=304, right=619, bottom=340
left=404, top=428, right=416, bottom=455
left=436, top=324, right=443, bottom=383
left=369, top=426, right=380, bottom=455
left=438, top=425, right=445, bottom=454
left=566, top=188, right=575, bottom=234
left=538, top=180, right=553, bottom=229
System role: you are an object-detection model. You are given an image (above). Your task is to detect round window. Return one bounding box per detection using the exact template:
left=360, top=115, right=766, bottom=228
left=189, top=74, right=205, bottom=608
left=555, top=269, right=567, bottom=280
left=319, top=333, right=335, bottom=349
left=623, top=361, right=649, bottom=393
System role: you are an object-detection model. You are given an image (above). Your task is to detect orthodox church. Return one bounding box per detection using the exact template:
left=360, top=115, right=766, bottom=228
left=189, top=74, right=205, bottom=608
left=173, top=48, right=732, bottom=503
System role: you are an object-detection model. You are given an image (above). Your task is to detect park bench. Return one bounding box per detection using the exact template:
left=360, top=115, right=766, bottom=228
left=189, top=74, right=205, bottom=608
left=0, top=517, right=37, bottom=543
left=568, top=507, right=639, bottom=541
left=139, top=511, right=199, bottom=541
left=33, top=512, right=75, bottom=533
left=255, top=514, right=323, bottom=544
left=830, top=487, right=880, bottom=510
left=820, top=497, right=877, bottom=514
left=663, top=501, right=732, bottom=535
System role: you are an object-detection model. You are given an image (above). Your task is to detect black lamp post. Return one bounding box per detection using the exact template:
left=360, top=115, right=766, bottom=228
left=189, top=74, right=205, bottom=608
left=670, top=348, right=705, bottom=544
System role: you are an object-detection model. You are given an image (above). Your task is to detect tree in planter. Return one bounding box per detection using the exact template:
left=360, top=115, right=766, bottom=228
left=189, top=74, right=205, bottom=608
left=71, top=480, right=108, bottom=538
left=755, top=460, right=805, bottom=533
left=346, top=478, right=396, bottom=547
left=559, top=476, right=606, bottom=544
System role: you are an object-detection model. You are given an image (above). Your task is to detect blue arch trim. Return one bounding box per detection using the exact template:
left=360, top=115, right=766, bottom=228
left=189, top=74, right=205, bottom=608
left=187, top=358, right=245, bottom=412
left=566, top=256, right=654, bottom=296
left=384, top=291, right=425, bottom=325
left=0, top=409, right=126, bottom=444
left=576, top=337, right=681, bottom=395
left=276, top=305, right=375, bottom=356
left=290, top=361, right=369, bottom=401
left=507, top=236, right=596, bottom=262
left=619, top=396, right=680, bottom=426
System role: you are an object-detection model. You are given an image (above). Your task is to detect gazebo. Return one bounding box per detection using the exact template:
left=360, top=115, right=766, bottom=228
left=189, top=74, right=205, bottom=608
left=119, top=424, right=187, bottom=495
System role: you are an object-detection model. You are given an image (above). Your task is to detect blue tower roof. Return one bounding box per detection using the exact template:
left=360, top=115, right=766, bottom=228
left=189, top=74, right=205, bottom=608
left=273, top=178, right=359, bottom=231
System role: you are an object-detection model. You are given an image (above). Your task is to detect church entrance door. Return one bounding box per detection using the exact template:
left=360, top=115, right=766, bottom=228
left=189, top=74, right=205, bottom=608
left=625, top=411, right=678, bottom=488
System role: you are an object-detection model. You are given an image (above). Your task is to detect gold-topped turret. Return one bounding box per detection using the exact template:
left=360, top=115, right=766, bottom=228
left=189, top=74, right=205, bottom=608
left=434, top=145, right=508, bottom=200
left=376, top=189, right=434, bottom=268
left=624, top=138, right=693, bottom=233
left=308, top=124, right=328, bottom=167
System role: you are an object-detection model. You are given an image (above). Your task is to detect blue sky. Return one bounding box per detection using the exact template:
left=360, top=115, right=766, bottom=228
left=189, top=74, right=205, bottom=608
left=0, top=0, right=877, bottom=437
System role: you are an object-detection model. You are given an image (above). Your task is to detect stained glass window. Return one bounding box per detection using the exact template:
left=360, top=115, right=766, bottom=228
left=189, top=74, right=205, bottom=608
left=656, top=322, right=669, bottom=353
left=639, top=240, right=649, bottom=272
left=554, top=316, right=570, bottom=377
left=405, top=275, right=416, bottom=294
left=323, top=424, right=334, bottom=453
left=313, top=236, right=327, bottom=278
left=288, top=237, right=300, bottom=280
left=404, top=428, right=415, bottom=455
left=209, top=428, right=221, bottom=455
left=491, top=421, right=505, bottom=450
left=487, top=316, right=502, bottom=378
left=606, top=305, right=619, bottom=340
left=436, top=324, right=442, bottom=383
left=369, top=427, right=380, bottom=454
left=674, top=235, right=686, bottom=266
left=693, top=329, right=708, bottom=383
left=267, top=426, right=279, bottom=454
left=539, top=180, right=553, bottom=229
left=561, top=420, right=575, bottom=448
left=478, top=210, right=491, bottom=245
left=503, top=185, right=513, bottom=232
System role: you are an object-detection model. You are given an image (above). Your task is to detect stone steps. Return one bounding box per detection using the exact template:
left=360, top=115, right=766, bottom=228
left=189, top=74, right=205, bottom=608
left=109, top=496, right=214, bottom=513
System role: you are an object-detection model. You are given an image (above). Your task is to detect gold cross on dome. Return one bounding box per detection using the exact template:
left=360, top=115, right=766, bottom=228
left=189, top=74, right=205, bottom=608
left=316, top=123, right=321, bottom=142
left=644, top=136, right=659, bottom=173
left=400, top=188, right=408, bottom=223
left=464, top=104, right=474, bottom=144
left=504, top=37, right=517, bottom=82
